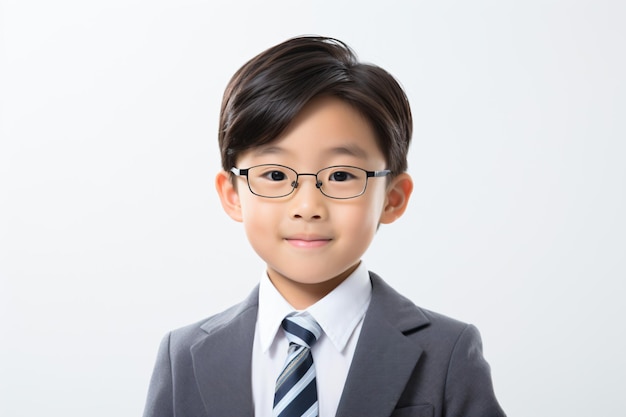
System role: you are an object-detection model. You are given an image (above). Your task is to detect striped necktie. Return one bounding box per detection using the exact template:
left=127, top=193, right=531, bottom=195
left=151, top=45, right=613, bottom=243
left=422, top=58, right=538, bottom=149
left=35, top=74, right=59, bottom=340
left=272, top=314, right=322, bottom=417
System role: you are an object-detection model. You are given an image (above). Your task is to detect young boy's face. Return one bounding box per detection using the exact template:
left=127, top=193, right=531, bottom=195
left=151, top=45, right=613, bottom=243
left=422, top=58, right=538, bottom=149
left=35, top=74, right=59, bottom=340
left=216, top=96, right=412, bottom=308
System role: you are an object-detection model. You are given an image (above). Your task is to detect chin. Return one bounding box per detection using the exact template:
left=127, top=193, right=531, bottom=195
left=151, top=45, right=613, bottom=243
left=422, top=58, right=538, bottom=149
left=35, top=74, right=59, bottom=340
left=298, top=271, right=349, bottom=285
left=289, top=275, right=333, bottom=285
left=275, top=270, right=339, bottom=285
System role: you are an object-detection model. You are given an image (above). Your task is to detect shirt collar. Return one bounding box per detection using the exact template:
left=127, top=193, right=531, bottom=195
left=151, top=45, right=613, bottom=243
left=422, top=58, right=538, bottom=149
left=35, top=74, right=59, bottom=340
left=257, top=262, right=372, bottom=353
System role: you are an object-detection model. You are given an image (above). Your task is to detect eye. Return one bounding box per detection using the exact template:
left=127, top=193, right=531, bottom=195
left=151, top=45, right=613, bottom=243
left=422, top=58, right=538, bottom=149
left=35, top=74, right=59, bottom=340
left=262, top=170, right=288, bottom=181
left=329, top=170, right=354, bottom=182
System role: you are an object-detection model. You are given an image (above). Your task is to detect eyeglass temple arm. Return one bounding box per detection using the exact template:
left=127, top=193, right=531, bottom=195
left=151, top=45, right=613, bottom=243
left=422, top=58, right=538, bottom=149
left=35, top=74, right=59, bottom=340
left=367, top=169, right=391, bottom=178
left=230, top=167, right=248, bottom=176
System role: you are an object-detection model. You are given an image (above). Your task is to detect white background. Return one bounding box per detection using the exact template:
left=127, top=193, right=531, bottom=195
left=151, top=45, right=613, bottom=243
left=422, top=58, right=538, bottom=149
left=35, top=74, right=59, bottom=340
left=2, top=1, right=625, bottom=416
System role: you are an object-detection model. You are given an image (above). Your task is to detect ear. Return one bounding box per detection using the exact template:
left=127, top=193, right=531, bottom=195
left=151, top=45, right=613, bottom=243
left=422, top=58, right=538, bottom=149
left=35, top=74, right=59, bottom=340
left=215, top=170, right=243, bottom=222
left=379, top=173, right=413, bottom=224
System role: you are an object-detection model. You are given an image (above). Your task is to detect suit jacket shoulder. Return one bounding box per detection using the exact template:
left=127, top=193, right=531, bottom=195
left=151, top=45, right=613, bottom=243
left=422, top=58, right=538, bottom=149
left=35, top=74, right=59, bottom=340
left=168, top=287, right=259, bottom=353
left=142, top=286, right=259, bottom=417
left=335, top=272, right=506, bottom=417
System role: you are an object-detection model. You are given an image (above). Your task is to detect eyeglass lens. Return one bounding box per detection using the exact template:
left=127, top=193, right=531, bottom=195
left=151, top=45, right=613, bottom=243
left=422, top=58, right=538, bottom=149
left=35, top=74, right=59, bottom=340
left=246, top=165, right=368, bottom=199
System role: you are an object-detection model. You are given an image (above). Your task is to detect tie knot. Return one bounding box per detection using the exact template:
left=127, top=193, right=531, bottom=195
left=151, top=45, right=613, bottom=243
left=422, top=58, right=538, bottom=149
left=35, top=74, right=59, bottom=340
left=281, top=314, right=322, bottom=349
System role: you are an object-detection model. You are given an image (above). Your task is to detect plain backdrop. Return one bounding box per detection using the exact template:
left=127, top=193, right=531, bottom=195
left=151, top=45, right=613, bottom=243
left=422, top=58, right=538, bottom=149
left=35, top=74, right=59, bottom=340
left=1, top=1, right=625, bottom=416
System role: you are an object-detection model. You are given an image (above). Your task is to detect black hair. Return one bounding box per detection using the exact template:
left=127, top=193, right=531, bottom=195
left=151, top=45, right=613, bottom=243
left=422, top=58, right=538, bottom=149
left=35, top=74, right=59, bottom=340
left=218, top=36, right=412, bottom=175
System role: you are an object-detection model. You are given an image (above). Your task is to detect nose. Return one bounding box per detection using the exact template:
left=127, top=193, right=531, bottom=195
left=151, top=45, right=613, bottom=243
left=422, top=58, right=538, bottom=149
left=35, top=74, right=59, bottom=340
left=289, top=174, right=327, bottom=220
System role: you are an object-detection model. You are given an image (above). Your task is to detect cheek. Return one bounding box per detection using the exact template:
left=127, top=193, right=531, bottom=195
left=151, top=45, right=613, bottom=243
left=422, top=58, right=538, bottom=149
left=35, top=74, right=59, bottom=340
left=360, top=187, right=388, bottom=222
left=239, top=199, right=280, bottom=245
left=336, top=200, right=383, bottom=237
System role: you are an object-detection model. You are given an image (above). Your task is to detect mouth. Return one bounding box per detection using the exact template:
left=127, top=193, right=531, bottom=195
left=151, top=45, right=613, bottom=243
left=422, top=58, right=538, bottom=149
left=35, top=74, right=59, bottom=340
left=284, top=235, right=332, bottom=249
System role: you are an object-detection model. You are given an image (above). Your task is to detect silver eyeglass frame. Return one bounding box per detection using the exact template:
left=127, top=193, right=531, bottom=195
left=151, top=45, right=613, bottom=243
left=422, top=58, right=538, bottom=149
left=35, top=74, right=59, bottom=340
left=230, top=164, right=391, bottom=199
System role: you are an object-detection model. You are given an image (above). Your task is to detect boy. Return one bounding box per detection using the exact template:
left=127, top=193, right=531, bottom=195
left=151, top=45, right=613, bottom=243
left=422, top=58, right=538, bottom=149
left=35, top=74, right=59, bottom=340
left=143, top=36, right=505, bottom=417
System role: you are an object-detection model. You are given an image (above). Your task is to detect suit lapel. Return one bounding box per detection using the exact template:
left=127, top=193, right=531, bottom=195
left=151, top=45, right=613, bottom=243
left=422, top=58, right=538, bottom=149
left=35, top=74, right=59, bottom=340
left=336, top=273, right=430, bottom=417
left=190, top=287, right=258, bottom=417
left=186, top=273, right=429, bottom=416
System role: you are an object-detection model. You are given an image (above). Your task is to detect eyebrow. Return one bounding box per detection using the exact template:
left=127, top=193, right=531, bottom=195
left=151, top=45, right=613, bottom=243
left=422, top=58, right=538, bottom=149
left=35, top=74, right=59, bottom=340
left=251, top=145, right=286, bottom=156
left=325, top=144, right=368, bottom=158
left=251, top=143, right=368, bottom=158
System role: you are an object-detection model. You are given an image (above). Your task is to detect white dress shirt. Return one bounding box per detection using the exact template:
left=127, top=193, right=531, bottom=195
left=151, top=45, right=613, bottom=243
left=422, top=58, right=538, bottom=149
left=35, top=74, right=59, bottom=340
left=251, top=262, right=372, bottom=417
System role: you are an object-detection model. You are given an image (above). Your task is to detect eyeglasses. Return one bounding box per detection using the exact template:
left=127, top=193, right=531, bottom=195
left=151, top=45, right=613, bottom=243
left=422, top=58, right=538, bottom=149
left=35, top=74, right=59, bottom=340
left=230, top=164, right=391, bottom=199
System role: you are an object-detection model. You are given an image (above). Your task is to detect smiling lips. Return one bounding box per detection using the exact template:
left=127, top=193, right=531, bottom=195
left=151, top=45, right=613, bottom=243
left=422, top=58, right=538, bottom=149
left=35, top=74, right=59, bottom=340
left=285, top=235, right=332, bottom=248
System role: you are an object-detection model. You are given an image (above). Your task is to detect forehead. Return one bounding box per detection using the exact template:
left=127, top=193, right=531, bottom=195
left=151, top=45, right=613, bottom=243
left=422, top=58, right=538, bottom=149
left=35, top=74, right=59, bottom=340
left=238, top=97, right=385, bottom=167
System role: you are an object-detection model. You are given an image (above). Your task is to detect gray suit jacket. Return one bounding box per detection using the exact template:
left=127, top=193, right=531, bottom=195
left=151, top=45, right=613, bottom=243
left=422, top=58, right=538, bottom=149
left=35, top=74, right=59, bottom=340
left=143, top=273, right=506, bottom=417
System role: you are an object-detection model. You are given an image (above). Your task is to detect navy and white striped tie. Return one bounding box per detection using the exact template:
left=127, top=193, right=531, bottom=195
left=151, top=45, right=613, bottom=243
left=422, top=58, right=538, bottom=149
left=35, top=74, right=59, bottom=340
left=272, top=314, right=322, bottom=417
